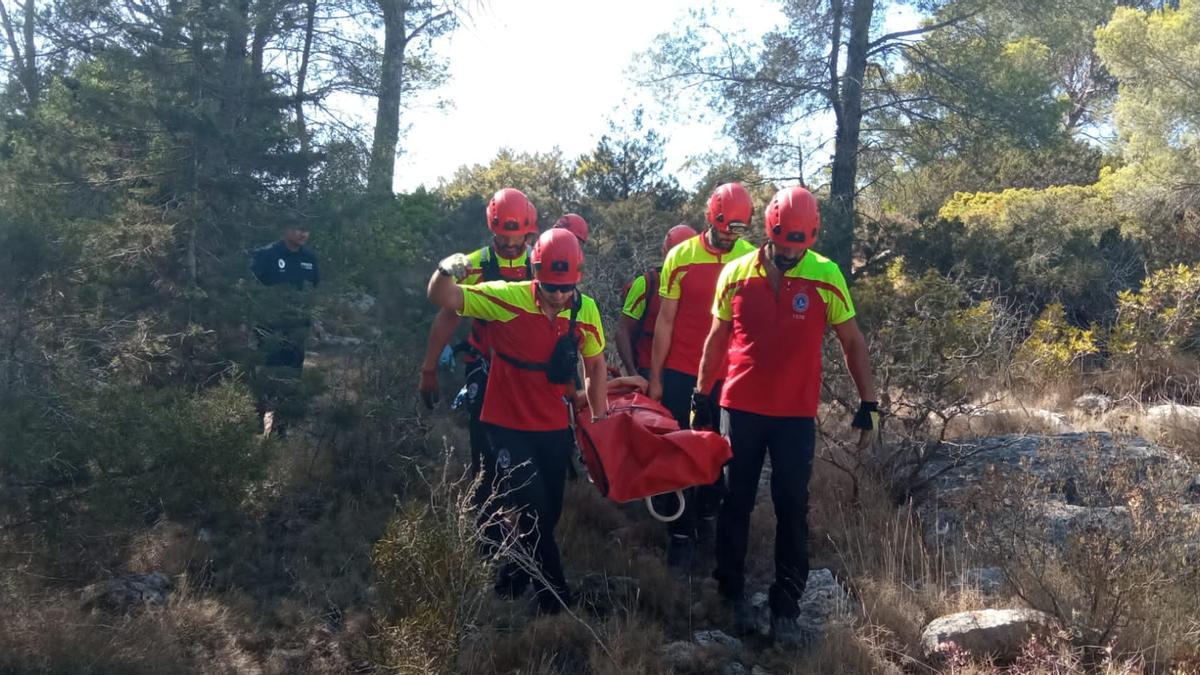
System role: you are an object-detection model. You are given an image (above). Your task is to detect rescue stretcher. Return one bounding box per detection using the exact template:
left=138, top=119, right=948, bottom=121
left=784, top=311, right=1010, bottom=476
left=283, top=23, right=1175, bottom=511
left=573, top=391, right=732, bottom=522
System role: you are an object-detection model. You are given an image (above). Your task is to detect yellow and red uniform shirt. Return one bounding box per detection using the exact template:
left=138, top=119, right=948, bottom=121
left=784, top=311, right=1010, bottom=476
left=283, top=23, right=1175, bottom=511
left=713, top=247, right=855, bottom=418
left=459, top=246, right=532, bottom=355
left=620, top=270, right=661, bottom=371
left=658, top=234, right=756, bottom=376
left=460, top=281, right=605, bottom=432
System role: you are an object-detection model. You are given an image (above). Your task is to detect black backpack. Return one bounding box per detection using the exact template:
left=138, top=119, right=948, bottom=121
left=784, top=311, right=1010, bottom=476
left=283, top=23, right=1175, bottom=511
left=479, top=246, right=533, bottom=282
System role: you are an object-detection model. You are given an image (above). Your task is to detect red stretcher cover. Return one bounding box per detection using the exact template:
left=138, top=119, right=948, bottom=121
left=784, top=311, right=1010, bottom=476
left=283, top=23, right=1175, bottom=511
left=574, top=391, right=732, bottom=503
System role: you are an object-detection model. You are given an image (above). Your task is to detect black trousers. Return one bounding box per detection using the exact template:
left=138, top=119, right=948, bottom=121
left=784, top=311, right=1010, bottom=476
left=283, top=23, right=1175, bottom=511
left=714, top=408, right=816, bottom=618
left=484, top=424, right=573, bottom=607
left=653, top=368, right=723, bottom=539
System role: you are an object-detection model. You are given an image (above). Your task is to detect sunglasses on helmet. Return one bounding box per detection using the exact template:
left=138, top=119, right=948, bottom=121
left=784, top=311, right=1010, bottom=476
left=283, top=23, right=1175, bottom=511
left=540, top=282, right=576, bottom=294
left=726, top=222, right=748, bottom=234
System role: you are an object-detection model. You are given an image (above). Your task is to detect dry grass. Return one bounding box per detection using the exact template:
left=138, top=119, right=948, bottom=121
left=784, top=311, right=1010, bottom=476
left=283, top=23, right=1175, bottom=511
left=7, top=363, right=1200, bottom=674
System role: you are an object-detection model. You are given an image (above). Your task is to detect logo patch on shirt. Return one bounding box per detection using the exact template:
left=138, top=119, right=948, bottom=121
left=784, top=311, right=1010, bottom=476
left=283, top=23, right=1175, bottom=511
left=792, top=292, right=809, bottom=314
left=277, top=258, right=286, bottom=270
left=301, top=262, right=314, bottom=270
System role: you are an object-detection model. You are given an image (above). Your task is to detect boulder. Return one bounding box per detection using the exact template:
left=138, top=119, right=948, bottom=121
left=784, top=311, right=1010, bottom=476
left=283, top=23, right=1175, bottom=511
left=1073, top=394, right=1113, bottom=416
left=81, top=572, right=171, bottom=613
left=920, top=608, right=1058, bottom=662
left=934, top=406, right=1074, bottom=440
left=744, top=568, right=849, bottom=637
left=918, top=432, right=1198, bottom=548
left=694, top=629, right=742, bottom=651
left=1145, top=404, right=1200, bottom=443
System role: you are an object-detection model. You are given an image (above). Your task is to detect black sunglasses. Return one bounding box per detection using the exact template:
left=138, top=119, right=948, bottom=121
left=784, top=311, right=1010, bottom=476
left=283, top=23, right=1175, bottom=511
left=540, top=282, right=576, bottom=294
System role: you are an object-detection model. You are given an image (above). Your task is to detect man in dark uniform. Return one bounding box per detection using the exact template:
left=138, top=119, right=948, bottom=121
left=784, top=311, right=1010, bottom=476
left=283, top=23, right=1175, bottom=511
left=251, top=225, right=319, bottom=435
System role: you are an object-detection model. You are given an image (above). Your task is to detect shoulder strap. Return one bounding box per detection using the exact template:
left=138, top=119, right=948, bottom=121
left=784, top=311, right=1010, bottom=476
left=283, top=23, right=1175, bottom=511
left=480, top=247, right=502, bottom=282
left=567, top=290, right=581, bottom=339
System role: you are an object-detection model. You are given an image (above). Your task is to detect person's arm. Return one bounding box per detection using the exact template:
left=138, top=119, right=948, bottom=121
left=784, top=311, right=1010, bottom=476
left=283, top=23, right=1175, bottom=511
left=695, top=317, right=732, bottom=396
left=583, top=353, right=609, bottom=421
left=418, top=307, right=462, bottom=407
left=419, top=256, right=470, bottom=407
left=310, top=255, right=320, bottom=288
left=616, top=314, right=641, bottom=376
left=608, top=375, right=648, bottom=394
left=647, top=297, right=677, bottom=401
left=616, top=276, right=647, bottom=376
left=251, top=248, right=271, bottom=285
left=833, top=318, right=876, bottom=402
left=427, top=266, right=466, bottom=313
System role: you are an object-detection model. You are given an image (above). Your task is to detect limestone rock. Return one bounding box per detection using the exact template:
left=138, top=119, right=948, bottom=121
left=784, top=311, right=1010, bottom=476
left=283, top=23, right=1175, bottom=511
left=81, top=572, right=171, bottom=613
left=1073, top=394, right=1113, bottom=416
left=694, top=629, right=742, bottom=650
left=744, top=568, right=849, bottom=637
left=921, top=608, right=1058, bottom=662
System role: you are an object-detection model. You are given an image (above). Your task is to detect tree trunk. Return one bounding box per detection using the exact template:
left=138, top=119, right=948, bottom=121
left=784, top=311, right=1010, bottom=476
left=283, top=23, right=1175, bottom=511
left=826, top=0, right=874, bottom=278
left=295, top=0, right=316, bottom=203
left=250, top=0, right=281, bottom=79
left=0, top=0, right=38, bottom=110
left=221, top=0, right=251, bottom=129
left=367, top=0, right=407, bottom=198
left=20, top=0, right=35, bottom=103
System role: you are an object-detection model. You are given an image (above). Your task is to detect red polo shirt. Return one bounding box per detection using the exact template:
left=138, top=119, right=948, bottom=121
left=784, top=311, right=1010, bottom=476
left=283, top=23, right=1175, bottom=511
left=460, top=281, right=605, bottom=432
left=658, top=234, right=756, bottom=376
left=713, top=247, right=855, bottom=417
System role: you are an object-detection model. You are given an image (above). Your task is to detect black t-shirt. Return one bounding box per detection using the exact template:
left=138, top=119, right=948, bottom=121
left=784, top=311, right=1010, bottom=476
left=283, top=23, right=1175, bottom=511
left=251, top=241, right=319, bottom=289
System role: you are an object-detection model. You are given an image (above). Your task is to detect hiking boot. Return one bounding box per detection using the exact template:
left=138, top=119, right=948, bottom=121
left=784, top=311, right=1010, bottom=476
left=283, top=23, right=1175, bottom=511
left=770, top=612, right=815, bottom=648
left=493, top=564, right=530, bottom=600
left=731, top=596, right=757, bottom=636
left=530, top=586, right=573, bottom=616
left=666, top=535, right=694, bottom=580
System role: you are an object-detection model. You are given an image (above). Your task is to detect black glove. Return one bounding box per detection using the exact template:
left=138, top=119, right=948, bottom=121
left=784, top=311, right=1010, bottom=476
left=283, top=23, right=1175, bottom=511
left=852, top=401, right=880, bottom=448
left=690, top=390, right=714, bottom=430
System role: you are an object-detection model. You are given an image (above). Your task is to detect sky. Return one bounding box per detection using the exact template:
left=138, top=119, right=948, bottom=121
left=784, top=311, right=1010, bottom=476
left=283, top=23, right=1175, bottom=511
left=338, top=0, right=919, bottom=193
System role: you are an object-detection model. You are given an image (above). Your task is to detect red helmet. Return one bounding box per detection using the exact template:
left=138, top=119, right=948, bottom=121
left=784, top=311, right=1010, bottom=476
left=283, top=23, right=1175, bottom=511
left=487, top=188, right=537, bottom=236
left=764, top=186, right=820, bottom=249
left=531, top=228, right=584, bottom=285
left=706, top=182, right=754, bottom=233
left=553, top=213, right=589, bottom=243
left=662, top=224, right=696, bottom=255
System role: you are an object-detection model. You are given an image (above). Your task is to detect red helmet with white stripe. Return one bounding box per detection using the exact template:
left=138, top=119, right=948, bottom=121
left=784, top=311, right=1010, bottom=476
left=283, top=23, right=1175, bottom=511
left=764, top=186, right=820, bottom=249
left=706, top=182, right=753, bottom=234
left=531, top=228, right=584, bottom=285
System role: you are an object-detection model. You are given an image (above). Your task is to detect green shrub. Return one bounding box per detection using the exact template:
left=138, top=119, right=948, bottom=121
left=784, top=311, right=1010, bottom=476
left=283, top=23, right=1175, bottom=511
left=1108, top=264, right=1200, bottom=400
left=0, top=380, right=265, bottom=526
left=1014, top=302, right=1099, bottom=384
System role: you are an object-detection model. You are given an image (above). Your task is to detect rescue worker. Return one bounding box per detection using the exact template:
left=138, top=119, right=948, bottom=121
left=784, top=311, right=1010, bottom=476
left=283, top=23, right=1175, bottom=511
left=647, top=183, right=758, bottom=575
left=250, top=224, right=320, bottom=436
left=418, top=187, right=538, bottom=480
left=616, top=224, right=697, bottom=378
left=693, top=186, right=879, bottom=645
left=428, top=228, right=608, bottom=614
left=553, top=213, right=589, bottom=246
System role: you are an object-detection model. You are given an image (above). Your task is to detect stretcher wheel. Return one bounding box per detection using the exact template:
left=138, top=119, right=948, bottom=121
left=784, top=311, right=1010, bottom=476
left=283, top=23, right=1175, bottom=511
left=645, top=490, right=685, bottom=523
